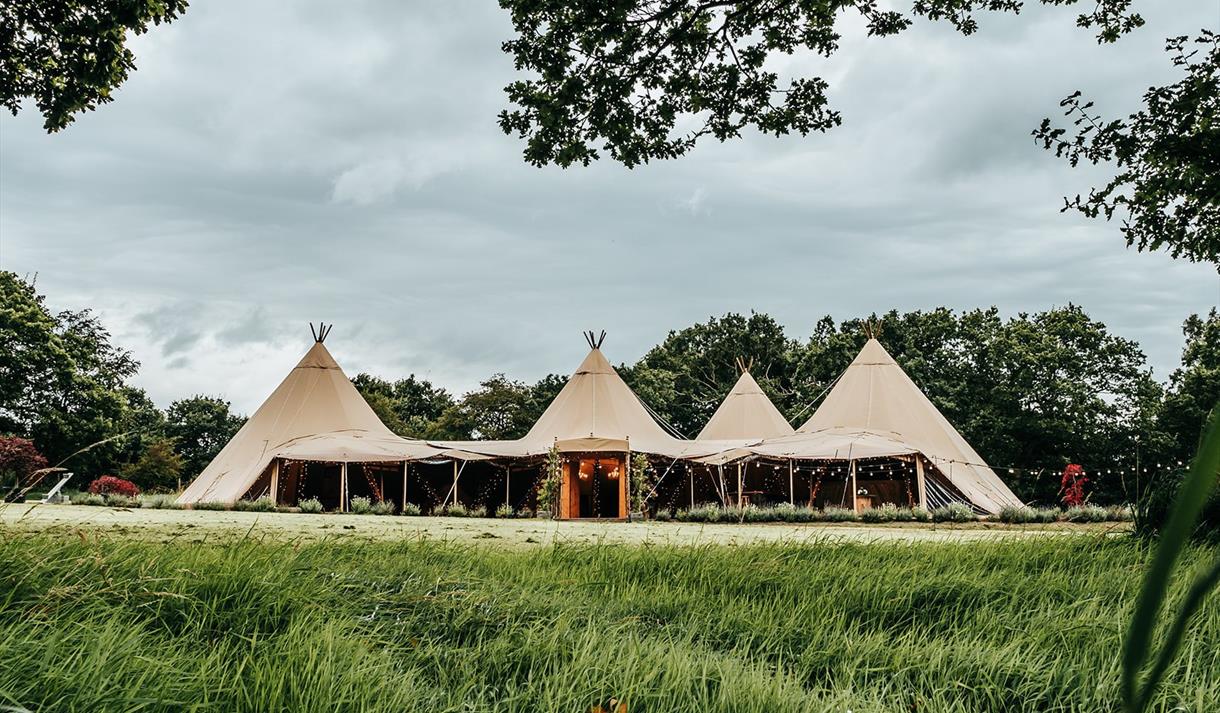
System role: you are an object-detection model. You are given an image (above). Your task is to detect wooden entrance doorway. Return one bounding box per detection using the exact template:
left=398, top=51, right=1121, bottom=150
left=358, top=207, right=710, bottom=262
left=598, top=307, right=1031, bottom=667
left=559, top=455, right=627, bottom=519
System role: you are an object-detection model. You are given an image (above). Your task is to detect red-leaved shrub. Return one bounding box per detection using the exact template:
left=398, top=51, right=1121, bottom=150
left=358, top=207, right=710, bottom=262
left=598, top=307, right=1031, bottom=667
left=88, top=475, right=140, bottom=497
left=1059, top=464, right=1088, bottom=507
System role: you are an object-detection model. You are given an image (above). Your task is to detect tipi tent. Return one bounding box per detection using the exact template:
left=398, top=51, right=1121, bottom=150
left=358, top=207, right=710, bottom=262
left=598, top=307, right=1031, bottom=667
left=798, top=338, right=1022, bottom=513
left=430, top=332, right=715, bottom=519
left=433, top=332, right=690, bottom=458
left=697, top=366, right=794, bottom=441
left=177, top=328, right=440, bottom=505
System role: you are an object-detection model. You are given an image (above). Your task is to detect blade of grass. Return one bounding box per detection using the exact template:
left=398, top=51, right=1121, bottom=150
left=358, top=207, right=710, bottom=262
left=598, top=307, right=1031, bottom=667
left=1122, top=403, right=1220, bottom=712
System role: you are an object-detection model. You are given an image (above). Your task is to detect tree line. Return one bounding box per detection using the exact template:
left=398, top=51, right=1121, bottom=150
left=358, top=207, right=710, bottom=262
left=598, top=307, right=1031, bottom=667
left=1, top=272, right=245, bottom=494
left=355, top=308, right=1216, bottom=505
left=3, top=270, right=1216, bottom=505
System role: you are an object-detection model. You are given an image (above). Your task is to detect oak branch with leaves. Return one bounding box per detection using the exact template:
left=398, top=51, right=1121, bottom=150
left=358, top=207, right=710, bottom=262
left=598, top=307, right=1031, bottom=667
left=0, top=0, right=189, bottom=132
left=1034, top=31, right=1219, bottom=264
left=497, top=0, right=1143, bottom=168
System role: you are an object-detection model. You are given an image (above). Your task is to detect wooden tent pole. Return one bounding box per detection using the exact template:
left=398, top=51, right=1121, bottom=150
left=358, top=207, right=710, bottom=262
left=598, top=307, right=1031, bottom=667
left=269, top=459, right=280, bottom=505
left=402, top=461, right=409, bottom=512
left=505, top=464, right=511, bottom=509
left=341, top=462, right=349, bottom=513
left=624, top=450, right=631, bottom=520
left=689, top=468, right=694, bottom=509
left=915, top=457, right=927, bottom=509
left=736, top=463, right=743, bottom=509
left=788, top=460, right=794, bottom=506
left=850, top=460, right=858, bottom=513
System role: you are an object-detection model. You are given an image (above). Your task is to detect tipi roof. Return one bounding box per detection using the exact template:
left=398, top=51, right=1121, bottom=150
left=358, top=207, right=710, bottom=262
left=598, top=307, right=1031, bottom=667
left=432, top=334, right=697, bottom=457
left=178, top=334, right=438, bottom=504
left=697, top=370, right=794, bottom=440
left=798, top=338, right=1022, bottom=513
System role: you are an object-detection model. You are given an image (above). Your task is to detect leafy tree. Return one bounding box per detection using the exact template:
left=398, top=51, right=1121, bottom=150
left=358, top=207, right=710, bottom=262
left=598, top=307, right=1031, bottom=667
left=0, top=271, right=139, bottom=477
left=121, top=437, right=183, bottom=492
left=623, top=312, right=799, bottom=435
left=164, top=396, right=246, bottom=479
left=498, top=0, right=1142, bottom=167
left=527, top=373, right=569, bottom=420
left=351, top=373, right=457, bottom=437
left=429, top=374, right=538, bottom=441
left=115, top=386, right=167, bottom=465
left=1160, top=310, right=1220, bottom=464
left=1, top=0, right=190, bottom=132
left=987, top=306, right=1163, bottom=503
left=0, top=435, right=48, bottom=498
left=1034, top=31, right=1219, bottom=263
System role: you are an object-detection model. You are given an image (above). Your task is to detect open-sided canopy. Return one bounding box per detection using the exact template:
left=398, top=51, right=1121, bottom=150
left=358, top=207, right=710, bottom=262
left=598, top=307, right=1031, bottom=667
left=177, top=340, right=449, bottom=504
left=697, top=370, right=795, bottom=441
left=798, top=338, right=1022, bottom=513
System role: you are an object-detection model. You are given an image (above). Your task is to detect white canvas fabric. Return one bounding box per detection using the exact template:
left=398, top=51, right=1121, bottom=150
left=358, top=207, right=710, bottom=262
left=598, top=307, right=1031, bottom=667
left=798, top=339, right=1023, bottom=513
left=177, top=341, right=446, bottom=504
left=697, top=371, right=795, bottom=441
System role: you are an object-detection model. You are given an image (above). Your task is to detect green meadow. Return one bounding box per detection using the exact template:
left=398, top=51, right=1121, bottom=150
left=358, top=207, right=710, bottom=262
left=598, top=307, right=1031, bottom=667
left=1, top=531, right=1217, bottom=713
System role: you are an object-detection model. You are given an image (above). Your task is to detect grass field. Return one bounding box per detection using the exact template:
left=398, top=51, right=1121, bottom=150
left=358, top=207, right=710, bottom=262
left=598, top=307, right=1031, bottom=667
left=1, top=504, right=1128, bottom=546
left=1, top=510, right=1216, bottom=712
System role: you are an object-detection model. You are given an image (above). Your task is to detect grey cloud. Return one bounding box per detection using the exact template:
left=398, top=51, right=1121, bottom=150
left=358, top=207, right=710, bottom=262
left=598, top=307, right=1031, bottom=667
left=134, top=303, right=205, bottom=357
left=2, top=0, right=1216, bottom=414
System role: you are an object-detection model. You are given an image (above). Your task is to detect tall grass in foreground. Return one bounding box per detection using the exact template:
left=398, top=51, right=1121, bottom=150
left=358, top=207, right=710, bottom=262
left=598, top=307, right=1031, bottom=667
left=1123, top=405, right=1220, bottom=712
left=0, top=534, right=1217, bottom=712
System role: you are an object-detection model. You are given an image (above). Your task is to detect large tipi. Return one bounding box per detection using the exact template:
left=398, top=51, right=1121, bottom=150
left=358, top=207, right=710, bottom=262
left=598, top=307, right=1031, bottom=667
left=177, top=327, right=435, bottom=505
left=437, top=332, right=688, bottom=458
left=697, top=364, right=795, bottom=441
left=799, top=338, right=1022, bottom=513
left=431, top=332, right=705, bottom=519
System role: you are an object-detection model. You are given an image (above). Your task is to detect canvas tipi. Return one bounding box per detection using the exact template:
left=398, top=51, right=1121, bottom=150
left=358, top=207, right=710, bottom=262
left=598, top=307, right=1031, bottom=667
left=436, top=332, right=688, bottom=458
left=177, top=326, right=435, bottom=505
left=697, top=363, right=794, bottom=441
left=799, top=338, right=1022, bottom=513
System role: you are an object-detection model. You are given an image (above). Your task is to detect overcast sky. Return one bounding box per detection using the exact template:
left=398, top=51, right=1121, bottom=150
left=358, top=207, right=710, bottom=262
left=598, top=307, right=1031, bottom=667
left=2, top=1, right=1218, bottom=414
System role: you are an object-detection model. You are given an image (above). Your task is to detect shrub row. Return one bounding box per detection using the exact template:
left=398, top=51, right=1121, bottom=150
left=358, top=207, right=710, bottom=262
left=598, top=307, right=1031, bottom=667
left=996, top=504, right=1132, bottom=524
left=151, top=496, right=533, bottom=517
left=73, top=492, right=181, bottom=509
left=669, top=503, right=959, bottom=524
left=67, top=494, right=1130, bottom=524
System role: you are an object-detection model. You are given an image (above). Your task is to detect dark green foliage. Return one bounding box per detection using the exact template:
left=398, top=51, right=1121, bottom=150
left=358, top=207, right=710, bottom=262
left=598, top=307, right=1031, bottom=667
left=0, top=0, right=189, bottom=131
left=498, top=1, right=1142, bottom=167
left=0, top=271, right=139, bottom=479
left=351, top=373, right=457, bottom=437
left=120, top=437, right=183, bottom=493
left=427, top=374, right=546, bottom=441
left=1134, top=468, right=1220, bottom=542
left=1035, top=32, right=1219, bottom=264
left=623, top=312, right=798, bottom=437
left=1, top=535, right=1216, bottom=711
left=164, top=395, right=245, bottom=480
left=1160, top=310, right=1220, bottom=465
